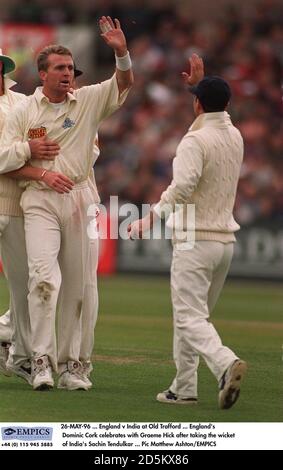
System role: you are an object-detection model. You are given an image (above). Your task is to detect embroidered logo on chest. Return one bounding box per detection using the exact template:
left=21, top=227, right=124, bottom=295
left=62, top=117, right=75, bottom=129
left=28, top=126, right=47, bottom=139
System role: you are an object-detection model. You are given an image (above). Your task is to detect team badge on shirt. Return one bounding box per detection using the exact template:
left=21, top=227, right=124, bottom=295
left=62, top=117, right=75, bottom=129
left=28, top=126, right=47, bottom=139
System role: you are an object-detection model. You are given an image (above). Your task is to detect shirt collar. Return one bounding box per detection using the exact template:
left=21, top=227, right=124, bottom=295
left=4, top=76, right=17, bottom=90
left=34, top=86, right=77, bottom=104
left=189, top=111, right=232, bottom=132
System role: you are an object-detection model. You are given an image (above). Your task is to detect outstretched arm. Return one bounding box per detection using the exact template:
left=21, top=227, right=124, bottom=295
left=99, top=16, right=134, bottom=94
left=128, top=54, right=204, bottom=240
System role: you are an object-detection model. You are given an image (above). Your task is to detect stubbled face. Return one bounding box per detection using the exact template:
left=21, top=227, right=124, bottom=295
left=39, top=54, right=74, bottom=98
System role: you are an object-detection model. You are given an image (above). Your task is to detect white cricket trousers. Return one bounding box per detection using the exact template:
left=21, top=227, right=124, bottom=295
left=0, top=310, right=11, bottom=343
left=21, top=182, right=95, bottom=373
left=57, top=236, right=99, bottom=373
left=170, top=240, right=238, bottom=398
left=0, top=215, right=31, bottom=366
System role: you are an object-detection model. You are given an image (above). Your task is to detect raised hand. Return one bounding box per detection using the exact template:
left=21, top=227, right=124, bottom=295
left=99, top=16, right=127, bottom=55
left=182, top=53, right=204, bottom=86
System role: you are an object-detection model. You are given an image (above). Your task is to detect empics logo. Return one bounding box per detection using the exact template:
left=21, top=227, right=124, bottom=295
left=3, top=428, right=16, bottom=436
left=1, top=426, right=53, bottom=441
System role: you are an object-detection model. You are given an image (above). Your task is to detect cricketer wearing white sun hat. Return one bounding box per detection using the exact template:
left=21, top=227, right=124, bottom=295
left=0, top=48, right=16, bottom=75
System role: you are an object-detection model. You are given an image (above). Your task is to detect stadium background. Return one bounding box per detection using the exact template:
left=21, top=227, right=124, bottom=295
left=0, top=0, right=282, bottom=424
left=0, top=0, right=282, bottom=278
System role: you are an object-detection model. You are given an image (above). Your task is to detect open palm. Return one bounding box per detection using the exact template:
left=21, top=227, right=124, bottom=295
left=182, top=53, right=204, bottom=86
left=99, top=16, right=127, bottom=52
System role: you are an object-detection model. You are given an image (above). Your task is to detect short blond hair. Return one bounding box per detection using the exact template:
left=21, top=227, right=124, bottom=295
left=37, top=45, right=73, bottom=72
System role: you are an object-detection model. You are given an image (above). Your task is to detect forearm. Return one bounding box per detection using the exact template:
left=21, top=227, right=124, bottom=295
left=154, top=182, right=194, bottom=219
left=127, top=209, right=157, bottom=239
left=115, top=67, right=134, bottom=94
left=6, top=165, right=44, bottom=181
left=154, top=139, right=204, bottom=218
left=99, top=16, right=134, bottom=94
left=162, top=182, right=189, bottom=206
left=7, top=166, right=74, bottom=194
left=142, top=209, right=157, bottom=230
left=0, top=142, right=31, bottom=174
left=115, top=50, right=134, bottom=94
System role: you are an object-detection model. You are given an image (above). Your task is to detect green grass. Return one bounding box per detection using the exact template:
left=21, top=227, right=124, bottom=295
left=0, top=274, right=282, bottom=422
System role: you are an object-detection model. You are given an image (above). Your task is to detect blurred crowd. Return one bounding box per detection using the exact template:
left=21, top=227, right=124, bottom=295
left=2, top=0, right=283, bottom=226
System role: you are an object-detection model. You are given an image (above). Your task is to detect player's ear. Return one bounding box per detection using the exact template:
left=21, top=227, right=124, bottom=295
left=39, top=70, right=47, bottom=82
left=195, top=97, right=203, bottom=112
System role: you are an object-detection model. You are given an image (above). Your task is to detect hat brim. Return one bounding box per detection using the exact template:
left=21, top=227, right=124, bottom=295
left=74, top=68, right=83, bottom=78
left=0, top=56, right=16, bottom=74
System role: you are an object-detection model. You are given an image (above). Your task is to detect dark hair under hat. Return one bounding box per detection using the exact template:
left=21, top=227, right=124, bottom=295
left=190, top=76, right=231, bottom=112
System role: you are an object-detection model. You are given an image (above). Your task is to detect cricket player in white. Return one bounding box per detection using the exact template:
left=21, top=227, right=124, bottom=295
left=3, top=70, right=100, bottom=389
left=58, top=141, right=100, bottom=389
left=0, top=49, right=76, bottom=383
left=128, top=55, right=247, bottom=410
left=0, top=49, right=32, bottom=382
left=57, top=68, right=100, bottom=388
left=0, top=16, right=133, bottom=391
